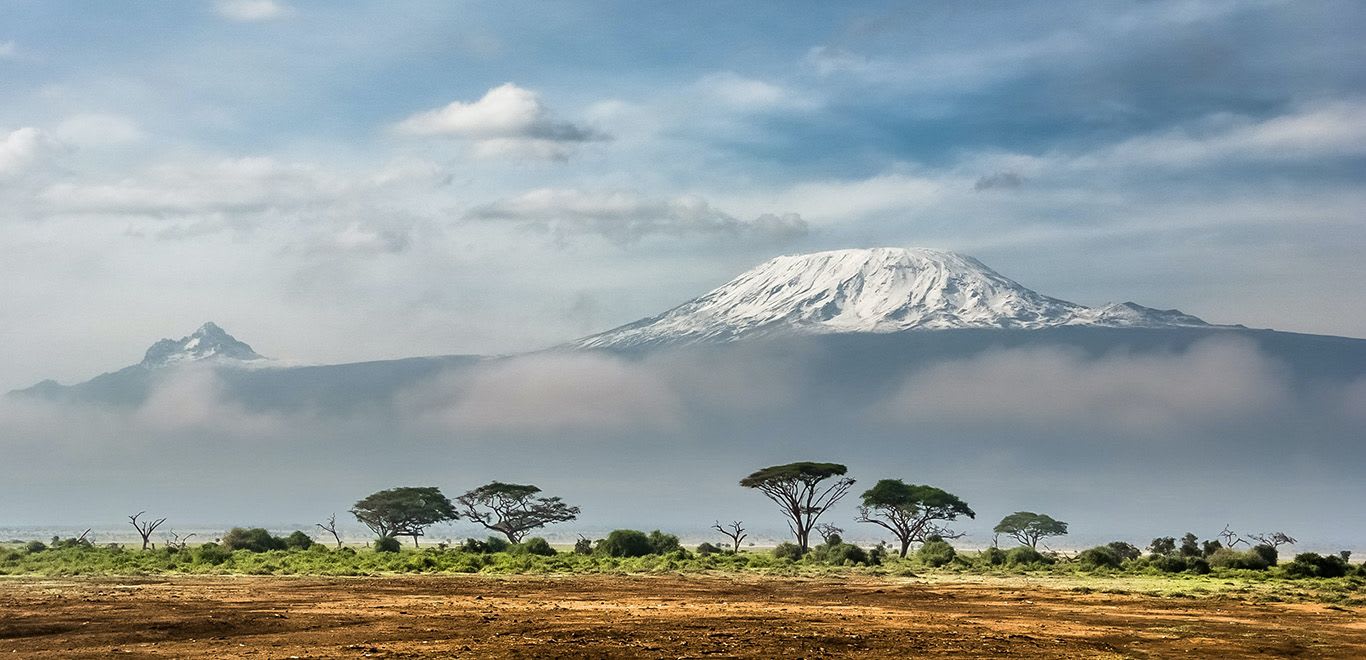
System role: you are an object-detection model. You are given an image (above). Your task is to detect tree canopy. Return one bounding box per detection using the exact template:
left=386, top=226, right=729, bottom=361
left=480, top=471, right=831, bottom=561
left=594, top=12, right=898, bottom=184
left=740, top=461, right=854, bottom=554
left=993, top=511, right=1068, bottom=549
left=456, top=482, right=580, bottom=543
left=856, top=479, right=975, bottom=558
left=351, top=486, right=456, bottom=546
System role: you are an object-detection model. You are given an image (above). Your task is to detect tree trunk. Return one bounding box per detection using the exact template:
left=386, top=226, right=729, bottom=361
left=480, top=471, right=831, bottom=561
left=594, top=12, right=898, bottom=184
left=899, top=539, right=911, bottom=558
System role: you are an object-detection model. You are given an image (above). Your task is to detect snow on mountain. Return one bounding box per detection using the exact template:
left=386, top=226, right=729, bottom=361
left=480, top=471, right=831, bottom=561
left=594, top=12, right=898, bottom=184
left=573, top=247, right=1219, bottom=349
left=139, top=322, right=267, bottom=367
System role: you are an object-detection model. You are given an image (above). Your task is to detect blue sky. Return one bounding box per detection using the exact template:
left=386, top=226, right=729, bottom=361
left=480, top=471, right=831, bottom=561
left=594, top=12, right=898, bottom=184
left=1, top=0, right=1364, bottom=387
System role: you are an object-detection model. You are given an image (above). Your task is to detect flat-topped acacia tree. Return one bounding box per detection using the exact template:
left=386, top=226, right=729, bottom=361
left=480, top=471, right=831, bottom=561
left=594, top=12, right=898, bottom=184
left=856, top=479, right=975, bottom=558
left=994, top=511, right=1068, bottom=549
left=457, top=482, right=580, bottom=543
left=351, top=486, right=457, bottom=547
left=740, top=462, right=854, bottom=554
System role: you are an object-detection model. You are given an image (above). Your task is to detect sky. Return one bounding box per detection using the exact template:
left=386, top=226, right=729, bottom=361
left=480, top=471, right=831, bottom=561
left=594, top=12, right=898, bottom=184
left=2, top=1, right=1365, bottom=389
left=1, top=1, right=1365, bottom=546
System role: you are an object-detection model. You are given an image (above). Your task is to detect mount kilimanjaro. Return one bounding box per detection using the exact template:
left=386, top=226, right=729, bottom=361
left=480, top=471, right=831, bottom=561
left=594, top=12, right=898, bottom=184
left=12, top=247, right=1364, bottom=410
left=574, top=247, right=1221, bottom=349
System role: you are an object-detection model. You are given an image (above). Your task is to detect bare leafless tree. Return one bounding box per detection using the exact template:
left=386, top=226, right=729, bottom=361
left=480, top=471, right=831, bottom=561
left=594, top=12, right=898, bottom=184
left=1247, top=531, right=1297, bottom=549
left=814, top=523, right=844, bottom=544
left=1217, top=524, right=1247, bottom=549
left=316, top=513, right=343, bottom=549
left=129, top=511, right=166, bottom=550
left=164, top=531, right=195, bottom=551
left=712, top=521, right=747, bottom=553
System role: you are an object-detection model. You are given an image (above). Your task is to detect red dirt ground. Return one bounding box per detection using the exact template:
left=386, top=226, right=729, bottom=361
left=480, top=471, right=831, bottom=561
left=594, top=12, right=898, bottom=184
left=1, top=574, right=1362, bottom=658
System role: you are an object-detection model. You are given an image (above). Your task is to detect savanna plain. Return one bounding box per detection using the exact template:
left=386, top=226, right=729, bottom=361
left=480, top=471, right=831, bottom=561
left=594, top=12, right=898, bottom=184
left=3, top=547, right=1364, bottom=658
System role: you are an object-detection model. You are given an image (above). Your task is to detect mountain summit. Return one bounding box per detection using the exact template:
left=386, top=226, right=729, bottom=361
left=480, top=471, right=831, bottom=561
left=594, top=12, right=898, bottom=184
left=573, top=247, right=1219, bottom=349
left=140, top=322, right=265, bottom=367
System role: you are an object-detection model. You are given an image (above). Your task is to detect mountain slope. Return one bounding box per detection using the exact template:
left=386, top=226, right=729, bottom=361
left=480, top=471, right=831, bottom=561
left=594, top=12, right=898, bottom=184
left=574, top=247, right=1223, bottom=349
left=140, top=322, right=266, bottom=367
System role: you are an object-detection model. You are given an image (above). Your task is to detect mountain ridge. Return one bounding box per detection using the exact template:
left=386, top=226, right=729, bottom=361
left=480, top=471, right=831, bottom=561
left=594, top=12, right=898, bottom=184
left=573, top=247, right=1230, bottom=349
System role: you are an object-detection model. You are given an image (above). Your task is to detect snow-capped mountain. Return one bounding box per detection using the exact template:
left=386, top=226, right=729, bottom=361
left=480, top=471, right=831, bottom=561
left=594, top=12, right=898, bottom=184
left=574, top=247, right=1222, bottom=349
left=139, top=322, right=266, bottom=367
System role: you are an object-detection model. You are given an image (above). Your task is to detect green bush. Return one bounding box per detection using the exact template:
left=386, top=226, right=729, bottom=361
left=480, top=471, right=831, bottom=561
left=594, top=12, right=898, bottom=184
left=647, top=530, right=681, bottom=555
left=1145, top=554, right=1210, bottom=574
left=1078, top=546, right=1122, bottom=570
left=1284, top=553, right=1349, bottom=578
left=461, top=536, right=511, bottom=554
left=771, top=542, right=803, bottom=561
left=1005, top=546, right=1050, bottom=566
left=696, top=542, right=723, bottom=556
left=518, top=537, right=556, bottom=556
left=1106, top=541, right=1142, bottom=562
left=194, top=542, right=232, bottom=565
left=23, top=540, right=47, bottom=554
left=917, top=539, right=957, bottom=567
left=284, top=531, right=314, bottom=550
left=810, top=540, right=871, bottom=566
left=979, top=547, right=1006, bottom=566
left=573, top=537, right=593, bottom=555
left=1208, top=548, right=1270, bottom=570
left=221, top=528, right=287, bottom=553
left=373, top=536, right=402, bottom=553
left=597, top=530, right=654, bottom=558
left=1249, top=544, right=1278, bottom=566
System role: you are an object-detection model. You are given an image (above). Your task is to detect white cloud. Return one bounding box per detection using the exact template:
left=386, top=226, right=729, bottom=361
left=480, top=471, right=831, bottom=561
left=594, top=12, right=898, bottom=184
left=0, top=127, right=64, bottom=178
left=402, top=353, right=683, bottom=434
left=723, top=170, right=948, bottom=221
left=39, top=156, right=348, bottom=215
left=1085, top=100, right=1366, bottom=168
left=392, top=83, right=605, bottom=160
left=214, top=0, right=289, bottom=22
left=0, top=41, right=16, bottom=59
left=805, top=32, right=1085, bottom=92
left=695, top=72, right=814, bottom=111
left=467, top=188, right=808, bottom=244
left=878, top=338, right=1289, bottom=435
left=53, top=114, right=144, bottom=147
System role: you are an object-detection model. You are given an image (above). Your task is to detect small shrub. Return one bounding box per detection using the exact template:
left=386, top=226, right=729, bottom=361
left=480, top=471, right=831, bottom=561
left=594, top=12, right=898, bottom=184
left=1249, top=544, right=1278, bottom=566
left=810, top=540, right=870, bottom=565
left=23, top=540, right=47, bottom=554
left=869, top=543, right=888, bottom=565
left=221, top=528, right=287, bottom=553
left=647, top=530, right=681, bottom=555
left=597, top=530, right=654, bottom=558
left=373, top=536, right=402, bottom=553
left=1208, top=548, right=1270, bottom=571
left=484, top=536, right=510, bottom=553
left=1284, top=553, right=1349, bottom=578
left=696, top=542, right=723, bottom=556
left=284, top=531, right=314, bottom=551
left=1005, top=546, right=1050, bottom=566
left=917, top=539, right=957, bottom=567
left=518, top=537, right=556, bottom=556
left=1078, top=546, right=1122, bottom=571
left=772, top=542, right=803, bottom=561
left=194, top=542, right=232, bottom=565
left=573, top=537, right=593, bottom=555
left=1149, top=554, right=1190, bottom=573
left=979, top=546, right=1006, bottom=566
left=1106, top=541, right=1142, bottom=562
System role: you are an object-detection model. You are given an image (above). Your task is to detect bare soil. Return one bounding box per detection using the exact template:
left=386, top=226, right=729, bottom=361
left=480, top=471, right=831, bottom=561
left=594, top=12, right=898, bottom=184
left=1, top=574, right=1362, bottom=658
